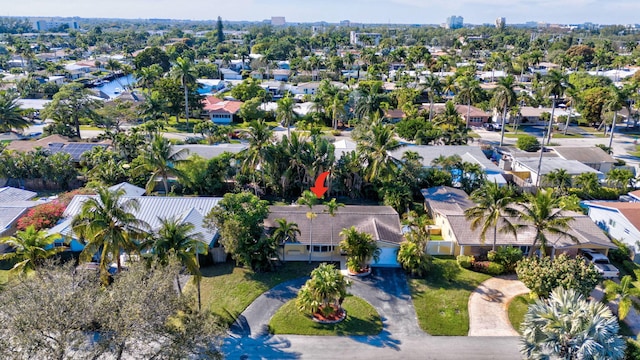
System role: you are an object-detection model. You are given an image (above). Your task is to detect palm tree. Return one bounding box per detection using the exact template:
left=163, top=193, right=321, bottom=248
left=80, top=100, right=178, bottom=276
left=541, top=169, right=572, bottom=195
left=272, top=218, right=300, bottom=262
left=71, top=187, right=149, bottom=284
left=296, top=263, right=349, bottom=316
left=520, top=287, right=625, bottom=360
left=606, top=168, right=635, bottom=193
left=464, top=182, right=518, bottom=251
left=356, top=120, right=404, bottom=182
left=324, top=198, right=344, bottom=262
left=298, top=190, right=318, bottom=263
left=510, top=188, right=576, bottom=257
left=152, top=216, right=207, bottom=310
left=543, top=69, right=573, bottom=145
left=604, top=275, right=640, bottom=320
left=135, top=64, right=163, bottom=93
left=329, top=93, right=346, bottom=130
left=170, top=57, right=197, bottom=123
left=574, top=172, right=601, bottom=195
left=455, top=76, right=482, bottom=128
left=493, top=75, right=516, bottom=146
left=397, top=234, right=431, bottom=277
left=276, top=95, right=297, bottom=138
left=423, top=75, right=442, bottom=122
left=0, top=226, right=65, bottom=278
left=242, top=119, right=274, bottom=193
left=605, top=85, right=629, bottom=149
left=137, top=135, right=188, bottom=195
left=339, top=226, right=380, bottom=273
left=0, top=91, right=30, bottom=132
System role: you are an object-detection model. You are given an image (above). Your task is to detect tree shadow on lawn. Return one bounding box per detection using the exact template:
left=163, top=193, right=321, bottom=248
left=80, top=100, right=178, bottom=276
left=223, top=333, right=301, bottom=360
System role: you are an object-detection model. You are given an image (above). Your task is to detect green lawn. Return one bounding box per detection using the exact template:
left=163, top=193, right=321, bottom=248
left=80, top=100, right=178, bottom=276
left=629, top=145, right=640, bottom=158
left=409, top=257, right=491, bottom=336
left=197, top=261, right=319, bottom=325
left=508, top=294, right=532, bottom=334
left=269, top=295, right=382, bottom=336
left=0, top=269, right=8, bottom=285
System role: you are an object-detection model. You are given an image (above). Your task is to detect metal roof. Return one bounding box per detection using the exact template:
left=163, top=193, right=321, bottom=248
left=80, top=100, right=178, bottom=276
left=0, top=187, right=37, bottom=203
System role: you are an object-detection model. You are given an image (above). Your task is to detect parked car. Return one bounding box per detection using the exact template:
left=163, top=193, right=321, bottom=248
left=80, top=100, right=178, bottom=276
left=580, top=249, right=620, bottom=279
left=483, top=123, right=495, bottom=131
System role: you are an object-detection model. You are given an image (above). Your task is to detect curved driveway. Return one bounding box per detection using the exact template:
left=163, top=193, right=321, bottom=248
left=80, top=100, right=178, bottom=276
left=468, top=275, right=529, bottom=336
left=223, top=268, right=521, bottom=359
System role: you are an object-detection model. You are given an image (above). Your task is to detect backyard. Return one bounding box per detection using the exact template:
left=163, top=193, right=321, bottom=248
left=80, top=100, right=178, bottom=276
left=409, top=257, right=491, bottom=336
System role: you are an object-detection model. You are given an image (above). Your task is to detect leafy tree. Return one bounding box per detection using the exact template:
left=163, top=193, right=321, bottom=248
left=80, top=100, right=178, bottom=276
left=229, top=78, right=267, bottom=102
left=296, top=263, right=349, bottom=317
left=238, top=96, right=266, bottom=122
left=339, top=226, right=380, bottom=273
left=464, top=182, right=517, bottom=251
left=71, top=187, right=149, bottom=284
left=41, top=83, right=101, bottom=139
left=133, top=46, right=171, bottom=72
left=204, top=192, right=271, bottom=270
left=510, top=188, right=576, bottom=257
left=136, top=135, right=188, bottom=195
left=604, top=275, right=640, bottom=320
left=0, top=226, right=65, bottom=278
left=516, top=254, right=601, bottom=298
left=216, top=16, right=225, bottom=43
left=0, top=91, right=30, bottom=132
left=520, top=287, right=625, bottom=360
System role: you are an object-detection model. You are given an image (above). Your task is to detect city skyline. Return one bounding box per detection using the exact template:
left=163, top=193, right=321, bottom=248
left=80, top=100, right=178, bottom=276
left=4, top=0, right=640, bottom=26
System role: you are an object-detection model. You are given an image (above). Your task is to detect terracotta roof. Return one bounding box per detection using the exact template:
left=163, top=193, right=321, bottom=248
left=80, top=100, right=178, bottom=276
left=447, top=214, right=614, bottom=249
left=420, top=103, right=489, bottom=119
left=202, top=96, right=242, bottom=114
left=384, top=109, right=406, bottom=119
left=265, top=205, right=403, bottom=245
left=589, top=202, right=640, bottom=231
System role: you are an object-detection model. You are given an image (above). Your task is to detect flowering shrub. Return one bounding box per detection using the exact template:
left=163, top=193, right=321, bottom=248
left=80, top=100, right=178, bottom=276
left=17, top=201, right=66, bottom=231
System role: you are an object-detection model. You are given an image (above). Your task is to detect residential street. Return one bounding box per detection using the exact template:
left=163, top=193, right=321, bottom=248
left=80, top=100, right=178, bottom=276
left=223, top=268, right=523, bottom=360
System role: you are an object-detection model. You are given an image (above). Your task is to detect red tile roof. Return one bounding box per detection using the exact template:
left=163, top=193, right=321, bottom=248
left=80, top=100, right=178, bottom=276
left=202, top=96, right=242, bottom=115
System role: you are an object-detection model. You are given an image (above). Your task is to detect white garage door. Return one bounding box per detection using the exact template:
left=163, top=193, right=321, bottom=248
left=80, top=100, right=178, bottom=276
left=373, top=247, right=399, bottom=268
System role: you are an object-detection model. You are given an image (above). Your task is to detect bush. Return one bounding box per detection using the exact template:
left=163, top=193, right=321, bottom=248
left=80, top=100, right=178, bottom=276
left=16, top=201, right=66, bottom=231
left=516, top=135, right=541, bottom=152
left=609, top=239, right=631, bottom=263
left=487, top=247, right=523, bottom=272
left=569, top=187, right=620, bottom=200
left=486, top=262, right=505, bottom=276
left=516, top=255, right=601, bottom=298
left=434, top=260, right=461, bottom=282
left=456, top=255, right=474, bottom=269
left=626, top=339, right=640, bottom=360
left=330, top=130, right=342, bottom=136
left=622, top=260, right=638, bottom=276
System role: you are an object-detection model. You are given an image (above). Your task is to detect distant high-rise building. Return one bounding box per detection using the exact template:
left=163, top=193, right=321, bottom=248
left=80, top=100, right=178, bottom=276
left=339, top=20, right=351, bottom=27
left=495, top=17, right=506, bottom=29
left=271, top=16, right=286, bottom=26
left=33, top=20, right=79, bottom=32
left=445, top=16, right=463, bottom=29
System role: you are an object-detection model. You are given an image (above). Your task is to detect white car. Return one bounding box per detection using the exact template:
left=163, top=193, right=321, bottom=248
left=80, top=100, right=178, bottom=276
left=580, top=250, right=620, bottom=279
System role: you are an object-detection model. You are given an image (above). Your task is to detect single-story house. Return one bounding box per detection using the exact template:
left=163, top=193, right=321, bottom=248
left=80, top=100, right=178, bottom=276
left=264, top=205, right=404, bottom=267
left=271, top=69, right=292, bottom=82
left=507, top=106, right=574, bottom=126
left=423, top=186, right=615, bottom=257
left=510, top=157, right=603, bottom=186
left=584, top=201, right=640, bottom=262
left=197, top=79, right=226, bottom=94
left=202, top=96, right=243, bottom=124
left=419, top=103, right=491, bottom=127
left=287, top=81, right=348, bottom=95
left=5, top=135, right=111, bottom=162
left=49, top=194, right=224, bottom=261
left=384, top=109, right=405, bottom=123
left=551, top=146, right=617, bottom=174
left=260, top=81, right=286, bottom=97
left=0, top=187, right=46, bottom=237
left=389, top=145, right=508, bottom=185
left=219, top=68, right=243, bottom=80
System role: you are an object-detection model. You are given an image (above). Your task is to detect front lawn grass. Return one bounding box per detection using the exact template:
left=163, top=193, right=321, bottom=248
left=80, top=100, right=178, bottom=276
left=409, top=257, right=491, bottom=336
left=198, top=261, right=318, bottom=325
left=508, top=294, right=532, bottom=334
left=269, top=295, right=382, bottom=336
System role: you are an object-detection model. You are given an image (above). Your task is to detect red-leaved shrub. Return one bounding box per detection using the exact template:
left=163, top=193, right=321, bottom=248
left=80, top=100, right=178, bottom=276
left=17, top=201, right=66, bottom=231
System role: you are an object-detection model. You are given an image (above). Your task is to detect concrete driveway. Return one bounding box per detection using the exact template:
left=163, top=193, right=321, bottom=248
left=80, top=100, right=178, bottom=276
left=223, top=268, right=522, bottom=359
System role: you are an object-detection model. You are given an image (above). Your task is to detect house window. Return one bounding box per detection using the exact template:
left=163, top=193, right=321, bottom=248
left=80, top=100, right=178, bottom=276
left=307, top=245, right=334, bottom=253
left=518, top=246, right=530, bottom=255
left=625, top=228, right=630, bottom=234
left=609, top=219, right=616, bottom=227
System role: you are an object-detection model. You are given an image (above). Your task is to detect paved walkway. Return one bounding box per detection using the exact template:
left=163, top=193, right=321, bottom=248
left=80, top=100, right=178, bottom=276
left=223, top=268, right=522, bottom=359
left=468, top=275, right=530, bottom=336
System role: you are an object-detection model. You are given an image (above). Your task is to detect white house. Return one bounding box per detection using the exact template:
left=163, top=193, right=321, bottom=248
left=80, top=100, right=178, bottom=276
left=510, top=157, right=603, bottom=186
left=585, top=201, right=640, bottom=261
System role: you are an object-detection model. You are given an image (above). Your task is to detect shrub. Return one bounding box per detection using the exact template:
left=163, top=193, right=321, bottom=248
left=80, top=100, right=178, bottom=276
left=487, top=247, right=523, bottom=272
left=626, top=339, right=640, bottom=360
left=516, top=135, right=541, bottom=152
left=486, top=262, right=505, bottom=276
left=622, top=260, right=637, bottom=276
left=456, top=255, right=474, bottom=269
left=609, top=239, right=631, bottom=263
left=434, top=260, right=461, bottom=282
left=516, top=254, right=601, bottom=298
left=330, top=130, right=342, bottom=136
left=16, top=201, right=66, bottom=231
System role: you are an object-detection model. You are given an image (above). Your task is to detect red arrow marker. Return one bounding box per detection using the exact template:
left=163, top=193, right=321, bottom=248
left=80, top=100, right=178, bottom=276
left=310, top=171, right=329, bottom=198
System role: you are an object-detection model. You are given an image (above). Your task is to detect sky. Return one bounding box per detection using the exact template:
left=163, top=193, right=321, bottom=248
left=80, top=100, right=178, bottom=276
left=4, top=0, right=640, bottom=25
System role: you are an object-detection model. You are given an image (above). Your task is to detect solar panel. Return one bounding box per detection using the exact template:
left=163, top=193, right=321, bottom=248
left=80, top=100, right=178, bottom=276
left=59, top=143, right=109, bottom=161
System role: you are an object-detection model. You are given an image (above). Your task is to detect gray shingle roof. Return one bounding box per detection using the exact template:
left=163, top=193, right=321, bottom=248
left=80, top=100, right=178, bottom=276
left=265, top=205, right=403, bottom=245
left=552, top=146, right=616, bottom=164
left=390, top=145, right=500, bottom=172
left=421, top=186, right=475, bottom=216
